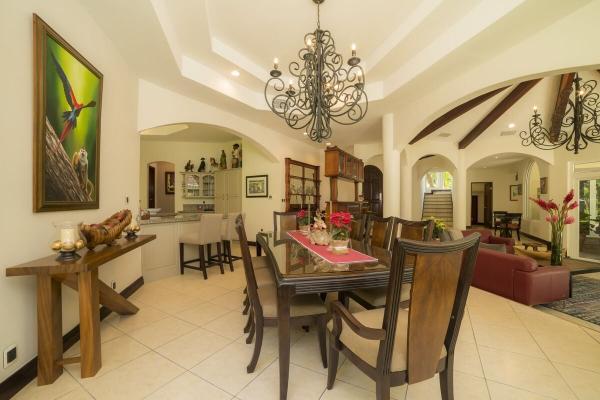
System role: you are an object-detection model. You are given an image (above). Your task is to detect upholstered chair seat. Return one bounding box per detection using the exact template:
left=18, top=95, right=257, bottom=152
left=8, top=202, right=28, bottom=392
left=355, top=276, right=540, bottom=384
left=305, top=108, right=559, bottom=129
left=350, top=283, right=411, bottom=308
left=257, top=285, right=327, bottom=318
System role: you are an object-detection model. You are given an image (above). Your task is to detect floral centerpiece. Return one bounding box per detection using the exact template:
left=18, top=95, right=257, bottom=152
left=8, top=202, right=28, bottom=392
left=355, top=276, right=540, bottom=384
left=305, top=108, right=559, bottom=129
left=427, top=216, right=446, bottom=239
left=309, top=210, right=330, bottom=245
left=330, top=212, right=352, bottom=254
left=529, top=189, right=578, bottom=265
left=297, top=209, right=310, bottom=234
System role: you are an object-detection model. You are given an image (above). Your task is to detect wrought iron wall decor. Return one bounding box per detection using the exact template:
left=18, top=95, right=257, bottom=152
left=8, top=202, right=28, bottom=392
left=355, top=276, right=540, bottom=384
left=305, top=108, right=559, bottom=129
left=264, top=0, right=368, bottom=143
left=520, top=73, right=600, bottom=154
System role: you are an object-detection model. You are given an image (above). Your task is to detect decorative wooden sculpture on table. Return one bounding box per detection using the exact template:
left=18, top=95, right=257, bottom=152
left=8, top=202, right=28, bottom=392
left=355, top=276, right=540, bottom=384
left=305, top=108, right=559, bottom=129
left=80, top=209, right=132, bottom=249
left=198, top=157, right=206, bottom=172
left=33, top=15, right=103, bottom=212
left=231, top=143, right=242, bottom=168
left=219, top=150, right=227, bottom=169
left=51, top=221, right=86, bottom=261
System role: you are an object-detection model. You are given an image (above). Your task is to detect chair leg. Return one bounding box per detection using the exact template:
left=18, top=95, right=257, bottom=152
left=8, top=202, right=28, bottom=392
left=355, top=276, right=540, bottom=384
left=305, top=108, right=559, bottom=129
left=246, top=316, right=256, bottom=344
left=226, top=241, right=234, bottom=271
left=317, top=316, right=328, bottom=368
left=326, top=333, right=339, bottom=390
left=243, top=308, right=253, bottom=333
left=242, top=293, right=250, bottom=315
left=199, top=245, right=208, bottom=280
left=247, top=317, right=264, bottom=373
left=440, top=358, right=454, bottom=400
left=217, top=242, right=224, bottom=274
left=375, top=376, right=391, bottom=400
left=517, top=230, right=521, bottom=241
left=179, top=243, right=184, bottom=275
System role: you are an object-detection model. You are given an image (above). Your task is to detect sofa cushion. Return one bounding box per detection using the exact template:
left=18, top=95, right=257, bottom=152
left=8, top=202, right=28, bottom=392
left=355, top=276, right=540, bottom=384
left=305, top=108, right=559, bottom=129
left=446, top=228, right=464, bottom=241
left=480, top=242, right=507, bottom=253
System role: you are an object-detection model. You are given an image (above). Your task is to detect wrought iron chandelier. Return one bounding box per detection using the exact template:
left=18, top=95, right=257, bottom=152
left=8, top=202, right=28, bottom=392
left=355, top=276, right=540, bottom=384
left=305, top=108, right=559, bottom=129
left=520, top=73, right=600, bottom=154
left=264, top=0, right=368, bottom=143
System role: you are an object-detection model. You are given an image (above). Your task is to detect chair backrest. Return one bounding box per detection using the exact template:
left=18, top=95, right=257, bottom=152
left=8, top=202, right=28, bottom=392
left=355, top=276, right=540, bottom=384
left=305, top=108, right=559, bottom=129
left=197, top=213, right=223, bottom=244
left=493, top=211, right=507, bottom=227
left=222, top=212, right=245, bottom=240
left=273, top=211, right=297, bottom=232
left=350, top=213, right=368, bottom=241
left=367, top=215, right=395, bottom=249
left=378, top=234, right=480, bottom=383
left=506, top=213, right=522, bottom=227
left=394, top=218, right=434, bottom=242
left=235, top=215, right=263, bottom=316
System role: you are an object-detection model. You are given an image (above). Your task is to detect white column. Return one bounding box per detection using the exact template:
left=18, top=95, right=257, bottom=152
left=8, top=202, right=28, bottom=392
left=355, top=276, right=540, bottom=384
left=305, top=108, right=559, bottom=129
left=453, top=150, right=467, bottom=230
left=400, top=153, right=412, bottom=219
left=382, top=113, right=400, bottom=217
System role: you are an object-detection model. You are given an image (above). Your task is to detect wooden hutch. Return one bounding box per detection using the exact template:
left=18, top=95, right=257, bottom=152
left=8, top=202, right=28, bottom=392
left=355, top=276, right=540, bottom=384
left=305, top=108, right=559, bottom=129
left=324, top=146, right=366, bottom=217
left=284, top=158, right=321, bottom=212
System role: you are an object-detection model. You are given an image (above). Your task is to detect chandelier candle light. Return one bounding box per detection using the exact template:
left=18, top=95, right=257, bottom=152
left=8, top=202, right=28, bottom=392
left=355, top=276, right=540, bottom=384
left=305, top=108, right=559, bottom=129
left=520, top=73, right=600, bottom=154
left=265, top=0, right=368, bottom=143
left=529, top=189, right=578, bottom=266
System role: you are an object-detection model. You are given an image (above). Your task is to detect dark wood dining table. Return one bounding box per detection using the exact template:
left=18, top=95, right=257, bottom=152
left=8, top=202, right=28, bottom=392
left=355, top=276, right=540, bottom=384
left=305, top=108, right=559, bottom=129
left=256, top=231, right=391, bottom=400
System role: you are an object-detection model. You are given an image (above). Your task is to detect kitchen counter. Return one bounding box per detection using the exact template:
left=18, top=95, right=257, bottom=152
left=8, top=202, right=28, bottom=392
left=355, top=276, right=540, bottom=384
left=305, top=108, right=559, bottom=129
left=140, top=212, right=214, bottom=225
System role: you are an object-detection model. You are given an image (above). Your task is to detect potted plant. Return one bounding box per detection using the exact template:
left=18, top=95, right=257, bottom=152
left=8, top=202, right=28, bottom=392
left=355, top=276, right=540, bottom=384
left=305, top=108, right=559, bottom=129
left=427, top=216, right=446, bottom=240
left=529, top=189, right=578, bottom=266
left=297, top=209, right=310, bottom=234
left=330, top=211, right=352, bottom=254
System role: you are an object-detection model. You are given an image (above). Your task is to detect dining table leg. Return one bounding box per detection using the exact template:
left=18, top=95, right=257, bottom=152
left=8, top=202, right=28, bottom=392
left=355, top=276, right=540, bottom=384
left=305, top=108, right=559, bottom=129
left=277, top=285, right=292, bottom=400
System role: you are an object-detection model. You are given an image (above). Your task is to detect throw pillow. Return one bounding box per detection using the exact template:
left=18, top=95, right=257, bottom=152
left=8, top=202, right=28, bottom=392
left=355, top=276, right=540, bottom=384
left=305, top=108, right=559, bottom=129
left=480, top=242, right=507, bottom=253
left=447, top=228, right=464, bottom=241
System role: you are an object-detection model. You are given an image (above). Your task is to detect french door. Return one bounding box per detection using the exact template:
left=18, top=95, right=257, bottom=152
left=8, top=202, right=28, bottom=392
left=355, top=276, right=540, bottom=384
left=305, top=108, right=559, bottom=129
left=571, top=164, right=600, bottom=262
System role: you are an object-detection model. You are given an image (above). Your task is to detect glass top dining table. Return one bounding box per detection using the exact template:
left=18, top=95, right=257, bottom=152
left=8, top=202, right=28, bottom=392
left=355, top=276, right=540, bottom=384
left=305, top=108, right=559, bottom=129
left=255, top=231, right=392, bottom=400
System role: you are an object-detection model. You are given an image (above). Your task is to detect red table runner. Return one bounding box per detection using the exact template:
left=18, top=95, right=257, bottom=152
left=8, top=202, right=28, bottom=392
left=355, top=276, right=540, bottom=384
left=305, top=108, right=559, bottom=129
left=287, top=230, right=378, bottom=265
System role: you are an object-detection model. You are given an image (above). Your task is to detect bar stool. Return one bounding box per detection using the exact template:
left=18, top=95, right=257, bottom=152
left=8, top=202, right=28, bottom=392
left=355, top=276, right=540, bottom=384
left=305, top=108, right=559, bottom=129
left=179, top=213, right=224, bottom=279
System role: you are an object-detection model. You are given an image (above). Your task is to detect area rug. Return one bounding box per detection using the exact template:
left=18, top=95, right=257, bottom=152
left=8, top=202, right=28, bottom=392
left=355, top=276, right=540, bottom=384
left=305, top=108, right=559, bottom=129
left=543, top=275, right=600, bottom=326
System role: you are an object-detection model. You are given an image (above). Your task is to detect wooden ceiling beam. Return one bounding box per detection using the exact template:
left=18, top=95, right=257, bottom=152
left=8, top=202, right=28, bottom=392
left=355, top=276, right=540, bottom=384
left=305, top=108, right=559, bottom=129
left=408, top=86, right=508, bottom=145
left=549, top=73, right=575, bottom=142
left=458, top=78, right=542, bottom=149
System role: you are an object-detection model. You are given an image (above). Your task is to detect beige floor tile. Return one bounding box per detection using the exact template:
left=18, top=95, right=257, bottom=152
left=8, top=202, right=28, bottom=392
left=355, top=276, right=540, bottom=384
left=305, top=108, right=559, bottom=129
left=335, top=358, right=406, bottom=399
left=104, top=304, right=168, bottom=333
left=455, top=341, right=485, bottom=378
left=487, top=381, right=553, bottom=400
left=205, top=271, right=247, bottom=291
left=235, top=325, right=306, bottom=354
left=468, top=304, right=523, bottom=329
left=405, top=372, right=489, bottom=400
left=82, top=352, right=184, bottom=400
left=584, top=327, right=600, bottom=344
left=554, top=362, right=600, bottom=400
left=64, top=320, right=124, bottom=357
left=478, top=346, right=576, bottom=400
left=515, top=306, right=586, bottom=337
left=290, top=331, right=328, bottom=374
left=129, top=283, right=174, bottom=305
left=146, top=372, right=233, bottom=400
left=322, top=379, right=396, bottom=400
left=155, top=327, right=232, bottom=369
left=209, top=290, right=247, bottom=311
left=531, top=330, right=600, bottom=373
left=458, top=311, right=476, bottom=344
left=176, top=302, right=231, bottom=326
left=55, top=387, right=94, bottom=399
left=237, top=363, right=326, bottom=400
left=128, top=316, right=196, bottom=348
left=202, top=311, right=247, bottom=340
left=190, top=342, right=277, bottom=394
left=472, top=322, right=545, bottom=358
left=13, top=372, right=80, bottom=400
left=65, top=335, right=149, bottom=380
left=145, top=291, right=207, bottom=314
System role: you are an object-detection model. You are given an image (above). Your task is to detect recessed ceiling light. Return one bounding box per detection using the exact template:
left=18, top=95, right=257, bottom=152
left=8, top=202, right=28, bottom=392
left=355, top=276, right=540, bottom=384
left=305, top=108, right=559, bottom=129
left=303, top=131, right=308, bottom=136
left=326, top=142, right=332, bottom=146
left=508, top=123, right=515, bottom=129
left=494, top=156, right=499, bottom=159
left=231, top=70, right=240, bottom=77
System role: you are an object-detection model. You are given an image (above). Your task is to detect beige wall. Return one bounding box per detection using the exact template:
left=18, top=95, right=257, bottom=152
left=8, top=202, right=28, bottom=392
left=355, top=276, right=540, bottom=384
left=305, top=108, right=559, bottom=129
left=149, top=161, right=175, bottom=213
left=467, top=165, right=524, bottom=223
left=0, top=0, right=139, bottom=383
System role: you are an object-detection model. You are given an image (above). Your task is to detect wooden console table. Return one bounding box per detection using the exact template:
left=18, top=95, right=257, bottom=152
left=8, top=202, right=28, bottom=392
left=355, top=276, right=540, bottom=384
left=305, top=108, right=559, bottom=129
left=5, top=235, right=156, bottom=385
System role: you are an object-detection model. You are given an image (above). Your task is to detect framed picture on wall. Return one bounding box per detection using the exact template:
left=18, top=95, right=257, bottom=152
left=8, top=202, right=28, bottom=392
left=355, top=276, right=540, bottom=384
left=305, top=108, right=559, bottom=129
left=246, top=175, right=269, bottom=198
left=510, top=185, right=520, bottom=201
left=540, top=177, right=548, bottom=194
left=33, top=14, right=103, bottom=212
left=165, top=171, right=175, bottom=194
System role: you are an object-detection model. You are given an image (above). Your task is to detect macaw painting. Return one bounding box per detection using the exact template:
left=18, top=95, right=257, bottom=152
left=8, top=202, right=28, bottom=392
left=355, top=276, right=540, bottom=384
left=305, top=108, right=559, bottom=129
left=34, top=15, right=102, bottom=212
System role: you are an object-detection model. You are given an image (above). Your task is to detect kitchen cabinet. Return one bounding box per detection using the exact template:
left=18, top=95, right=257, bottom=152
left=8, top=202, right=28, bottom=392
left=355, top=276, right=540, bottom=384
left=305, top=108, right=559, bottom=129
left=214, top=169, right=242, bottom=214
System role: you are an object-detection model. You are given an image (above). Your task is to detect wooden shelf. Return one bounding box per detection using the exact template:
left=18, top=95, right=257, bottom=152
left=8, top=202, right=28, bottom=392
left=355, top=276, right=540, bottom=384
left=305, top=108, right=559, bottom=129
left=285, top=158, right=321, bottom=212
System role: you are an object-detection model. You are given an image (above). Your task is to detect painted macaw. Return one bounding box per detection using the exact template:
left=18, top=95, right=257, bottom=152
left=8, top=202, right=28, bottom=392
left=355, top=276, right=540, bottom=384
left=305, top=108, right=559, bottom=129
left=50, top=53, right=97, bottom=143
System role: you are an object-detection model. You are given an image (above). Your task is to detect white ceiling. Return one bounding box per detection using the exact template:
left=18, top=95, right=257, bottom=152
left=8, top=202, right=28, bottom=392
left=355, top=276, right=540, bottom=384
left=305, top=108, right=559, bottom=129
left=140, top=123, right=240, bottom=142
left=469, top=153, right=528, bottom=169
left=81, top=0, right=596, bottom=146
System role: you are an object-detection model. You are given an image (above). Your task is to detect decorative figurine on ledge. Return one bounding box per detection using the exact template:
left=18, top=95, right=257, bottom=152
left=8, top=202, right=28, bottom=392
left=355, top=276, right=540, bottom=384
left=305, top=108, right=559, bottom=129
left=209, top=157, right=218, bottom=172
left=184, top=160, right=194, bottom=172
left=198, top=157, right=206, bottom=172
left=51, top=221, right=85, bottom=261
left=231, top=143, right=242, bottom=168
left=219, top=150, right=227, bottom=170
left=124, top=222, right=141, bottom=240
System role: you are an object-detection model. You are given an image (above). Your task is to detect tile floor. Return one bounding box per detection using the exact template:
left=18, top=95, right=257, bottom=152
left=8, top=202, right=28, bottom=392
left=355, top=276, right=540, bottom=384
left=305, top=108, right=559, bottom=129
left=13, top=249, right=600, bottom=400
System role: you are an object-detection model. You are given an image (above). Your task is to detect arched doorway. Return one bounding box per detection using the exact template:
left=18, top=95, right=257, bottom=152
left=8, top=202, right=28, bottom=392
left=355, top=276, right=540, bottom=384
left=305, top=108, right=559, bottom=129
left=363, top=165, right=383, bottom=217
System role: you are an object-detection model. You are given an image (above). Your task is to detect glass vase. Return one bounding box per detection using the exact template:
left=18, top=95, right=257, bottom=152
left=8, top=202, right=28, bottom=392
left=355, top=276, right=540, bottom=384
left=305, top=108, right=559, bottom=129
left=550, top=230, right=563, bottom=266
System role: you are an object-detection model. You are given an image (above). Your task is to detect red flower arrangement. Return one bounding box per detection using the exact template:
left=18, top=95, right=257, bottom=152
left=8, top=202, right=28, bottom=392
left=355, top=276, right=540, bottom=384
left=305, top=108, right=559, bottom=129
left=330, top=212, right=352, bottom=240
left=529, top=189, right=578, bottom=265
left=297, top=209, right=309, bottom=226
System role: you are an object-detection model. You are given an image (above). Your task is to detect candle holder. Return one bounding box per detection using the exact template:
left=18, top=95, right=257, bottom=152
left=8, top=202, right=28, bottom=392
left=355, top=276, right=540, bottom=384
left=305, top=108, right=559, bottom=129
left=124, top=223, right=141, bottom=240
left=51, top=221, right=85, bottom=262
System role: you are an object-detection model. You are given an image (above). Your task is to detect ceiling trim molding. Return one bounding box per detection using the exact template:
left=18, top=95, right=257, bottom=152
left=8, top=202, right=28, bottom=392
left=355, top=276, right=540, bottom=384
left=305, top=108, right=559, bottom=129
left=409, top=86, right=508, bottom=145
left=458, top=78, right=542, bottom=149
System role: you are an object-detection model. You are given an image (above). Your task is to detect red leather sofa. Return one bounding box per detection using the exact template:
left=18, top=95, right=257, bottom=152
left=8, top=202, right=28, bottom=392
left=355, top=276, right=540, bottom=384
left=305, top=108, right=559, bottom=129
left=463, top=229, right=515, bottom=254
left=462, top=229, right=570, bottom=305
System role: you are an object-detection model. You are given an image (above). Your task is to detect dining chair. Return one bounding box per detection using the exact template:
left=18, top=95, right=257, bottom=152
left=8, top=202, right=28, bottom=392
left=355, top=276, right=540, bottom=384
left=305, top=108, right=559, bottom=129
left=327, top=234, right=481, bottom=400
left=350, top=213, right=368, bottom=241
left=492, top=211, right=507, bottom=235
left=179, top=213, right=224, bottom=279
left=366, top=215, right=395, bottom=249
left=506, top=213, right=522, bottom=241
left=235, top=215, right=328, bottom=373
left=273, top=211, right=298, bottom=232
left=344, top=218, right=434, bottom=310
